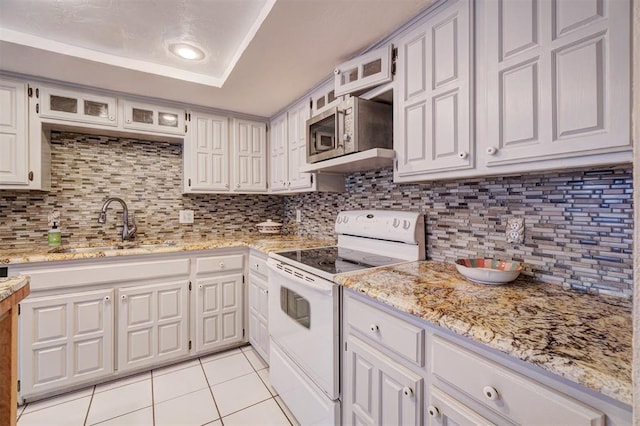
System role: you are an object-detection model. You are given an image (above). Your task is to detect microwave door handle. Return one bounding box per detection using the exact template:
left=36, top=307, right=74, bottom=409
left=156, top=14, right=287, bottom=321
left=336, top=109, right=344, bottom=149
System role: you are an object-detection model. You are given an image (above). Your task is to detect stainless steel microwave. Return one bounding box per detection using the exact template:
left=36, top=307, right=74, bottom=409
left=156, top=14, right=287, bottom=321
left=306, top=97, right=392, bottom=164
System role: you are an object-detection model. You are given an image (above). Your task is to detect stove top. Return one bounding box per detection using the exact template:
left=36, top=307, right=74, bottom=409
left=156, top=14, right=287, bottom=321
left=273, top=246, right=406, bottom=279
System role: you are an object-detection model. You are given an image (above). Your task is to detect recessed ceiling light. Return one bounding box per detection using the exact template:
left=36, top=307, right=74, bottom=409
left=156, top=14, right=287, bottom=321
left=168, top=43, right=205, bottom=61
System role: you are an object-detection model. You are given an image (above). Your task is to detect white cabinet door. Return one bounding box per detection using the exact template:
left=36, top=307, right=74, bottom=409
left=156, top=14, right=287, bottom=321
left=482, top=0, right=631, bottom=166
left=38, top=85, right=117, bottom=127
left=344, top=335, right=423, bottom=426
left=123, top=100, right=185, bottom=135
left=248, top=273, right=269, bottom=362
left=186, top=112, right=230, bottom=192
left=287, top=99, right=314, bottom=191
left=394, top=0, right=472, bottom=181
left=310, top=80, right=343, bottom=116
left=117, top=281, right=189, bottom=372
left=232, top=118, right=268, bottom=192
left=334, top=44, right=394, bottom=97
left=194, top=273, right=244, bottom=354
left=0, top=78, right=28, bottom=185
left=269, top=112, right=288, bottom=192
left=20, top=289, right=114, bottom=398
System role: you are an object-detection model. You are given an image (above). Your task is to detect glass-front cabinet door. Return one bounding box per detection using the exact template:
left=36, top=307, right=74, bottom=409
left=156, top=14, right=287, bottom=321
left=39, top=85, right=117, bottom=126
left=123, top=100, right=185, bottom=135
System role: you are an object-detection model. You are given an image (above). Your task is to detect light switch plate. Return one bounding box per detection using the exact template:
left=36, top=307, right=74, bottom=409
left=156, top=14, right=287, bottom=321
left=506, top=217, right=524, bottom=244
left=179, top=210, right=194, bottom=224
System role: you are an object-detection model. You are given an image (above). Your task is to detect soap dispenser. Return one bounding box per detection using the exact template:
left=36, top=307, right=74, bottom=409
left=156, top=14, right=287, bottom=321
left=48, top=220, right=61, bottom=247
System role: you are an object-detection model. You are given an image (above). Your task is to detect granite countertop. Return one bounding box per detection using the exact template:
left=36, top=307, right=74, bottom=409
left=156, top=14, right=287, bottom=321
left=335, top=261, right=633, bottom=406
left=0, top=234, right=336, bottom=265
left=0, top=276, right=30, bottom=304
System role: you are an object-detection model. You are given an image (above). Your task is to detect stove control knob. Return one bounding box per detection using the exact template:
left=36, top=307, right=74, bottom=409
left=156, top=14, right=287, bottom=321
left=403, top=220, right=411, bottom=230
left=392, top=218, right=400, bottom=228
left=370, top=324, right=379, bottom=333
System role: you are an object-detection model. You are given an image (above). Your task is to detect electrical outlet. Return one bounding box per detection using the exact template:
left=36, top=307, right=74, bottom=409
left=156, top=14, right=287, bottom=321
left=506, top=217, right=524, bottom=244
left=296, top=209, right=302, bottom=223
left=179, top=210, right=194, bottom=224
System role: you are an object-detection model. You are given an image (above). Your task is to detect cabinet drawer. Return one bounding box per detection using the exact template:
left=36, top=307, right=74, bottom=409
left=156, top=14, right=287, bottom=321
left=431, top=336, right=604, bottom=425
left=249, top=254, right=268, bottom=278
left=346, top=295, right=424, bottom=366
left=195, top=254, right=244, bottom=275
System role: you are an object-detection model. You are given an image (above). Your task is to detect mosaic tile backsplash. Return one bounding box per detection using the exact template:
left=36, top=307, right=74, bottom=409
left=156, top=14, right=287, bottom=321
left=283, top=167, right=634, bottom=298
left=0, top=131, right=283, bottom=248
left=0, top=130, right=633, bottom=298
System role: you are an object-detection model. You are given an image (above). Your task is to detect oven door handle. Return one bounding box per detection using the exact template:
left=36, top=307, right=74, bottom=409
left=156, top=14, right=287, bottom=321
left=267, top=259, right=335, bottom=296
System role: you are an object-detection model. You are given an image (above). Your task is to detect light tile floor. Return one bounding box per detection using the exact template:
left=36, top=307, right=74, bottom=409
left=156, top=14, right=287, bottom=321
left=17, top=346, right=299, bottom=426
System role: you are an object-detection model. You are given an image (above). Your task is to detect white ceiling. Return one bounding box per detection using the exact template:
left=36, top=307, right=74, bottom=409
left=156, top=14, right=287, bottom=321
left=0, top=0, right=433, bottom=117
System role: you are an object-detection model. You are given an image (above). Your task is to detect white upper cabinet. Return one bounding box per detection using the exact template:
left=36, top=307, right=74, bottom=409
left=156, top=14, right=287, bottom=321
left=231, top=118, right=268, bottom=192
left=310, top=80, right=344, bottom=116
left=184, top=112, right=230, bottom=192
left=0, top=78, right=28, bottom=185
left=479, top=0, right=631, bottom=167
left=286, top=100, right=314, bottom=191
left=334, top=44, right=394, bottom=97
left=269, top=112, right=288, bottom=192
left=269, top=99, right=344, bottom=194
left=394, top=0, right=473, bottom=182
left=38, top=85, right=117, bottom=127
left=122, top=100, right=186, bottom=135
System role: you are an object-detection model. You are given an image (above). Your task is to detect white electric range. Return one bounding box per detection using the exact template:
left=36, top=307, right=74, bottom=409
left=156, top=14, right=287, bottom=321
left=267, top=210, right=425, bottom=425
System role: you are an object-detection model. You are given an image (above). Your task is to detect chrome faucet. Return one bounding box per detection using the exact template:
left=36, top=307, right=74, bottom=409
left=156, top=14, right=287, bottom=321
left=98, top=197, right=137, bottom=241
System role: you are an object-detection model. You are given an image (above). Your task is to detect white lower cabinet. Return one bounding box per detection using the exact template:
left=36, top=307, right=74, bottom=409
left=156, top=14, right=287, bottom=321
left=248, top=251, right=269, bottom=362
left=343, top=289, right=627, bottom=426
left=117, top=280, right=189, bottom=373
left=194, top=273, right=244, bottom=353
left=344, top=335, right=423, bottom=426
left=193, top=252, right=245, bottom=354
left=15, top=249, right=249, bottom=402
left=19, top=289, right=114, bottom=398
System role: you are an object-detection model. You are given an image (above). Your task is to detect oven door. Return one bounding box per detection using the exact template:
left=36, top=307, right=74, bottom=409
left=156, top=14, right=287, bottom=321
left=267, top=258, right=340, bottom=400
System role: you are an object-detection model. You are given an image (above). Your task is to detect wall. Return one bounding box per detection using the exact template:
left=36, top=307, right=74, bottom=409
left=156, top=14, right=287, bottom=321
left=284, top=166, right=634, bottom=298
left=0, top=131, right=282, bottom=249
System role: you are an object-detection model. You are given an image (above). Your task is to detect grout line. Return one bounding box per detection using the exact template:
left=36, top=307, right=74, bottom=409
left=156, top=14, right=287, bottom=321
left=199, top=357, right=224, bottom=426
left=83, top=385, right=96, bottom=426
left=150, top=368, right=156, bottom=426
left=219, top=397, right=273, bottom=421
left=273, top=397, right=296, bottom=426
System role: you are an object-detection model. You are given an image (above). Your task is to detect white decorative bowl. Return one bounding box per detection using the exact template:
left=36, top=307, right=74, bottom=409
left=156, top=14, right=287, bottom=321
left=455, top=258, right=522, bottom=285
left=256, top=219, right=283, bottom=234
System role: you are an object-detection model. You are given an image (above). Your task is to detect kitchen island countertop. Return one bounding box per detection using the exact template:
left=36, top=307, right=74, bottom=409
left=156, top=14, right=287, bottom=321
left=0, top=234, right=336, bottom=265
left=0, top=276, right=29, bottom=304
left=335, top=260, right=632, bottom=406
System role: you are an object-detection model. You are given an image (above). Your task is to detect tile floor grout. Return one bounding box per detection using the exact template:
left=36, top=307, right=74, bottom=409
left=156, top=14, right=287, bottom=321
left=17, top=345, right=296, bottom=426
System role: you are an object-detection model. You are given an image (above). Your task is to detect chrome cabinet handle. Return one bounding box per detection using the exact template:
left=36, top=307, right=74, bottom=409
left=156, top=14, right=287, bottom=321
left=486, top=146, right=498, bottom=155
left=121, top=294, right=127, bottom=300
left=104, top=295, right=111, bottom=302
left=458, top=151, right=468, bottom=159
left=402, top=387, right=414, bottom=397
left=199, top=284, right=203, bottom=289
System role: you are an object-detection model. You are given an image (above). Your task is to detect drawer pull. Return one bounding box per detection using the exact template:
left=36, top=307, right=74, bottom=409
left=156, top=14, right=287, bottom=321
left=427, top=405, right=441, bottom=418
left=402, top=387, right=414, bottom=398
left=486, top=146, right=498, bottom=156
left=370, top=324, right=379, bottom=332
left=199, top=284, right=203, bottom=289
left=104, top=295, right=111, bottom=302
left=483, top=385, right=500, bottom=401
left=220, top=262, right=225, bottom=269
left=121, top=294, right=127, bottom=300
